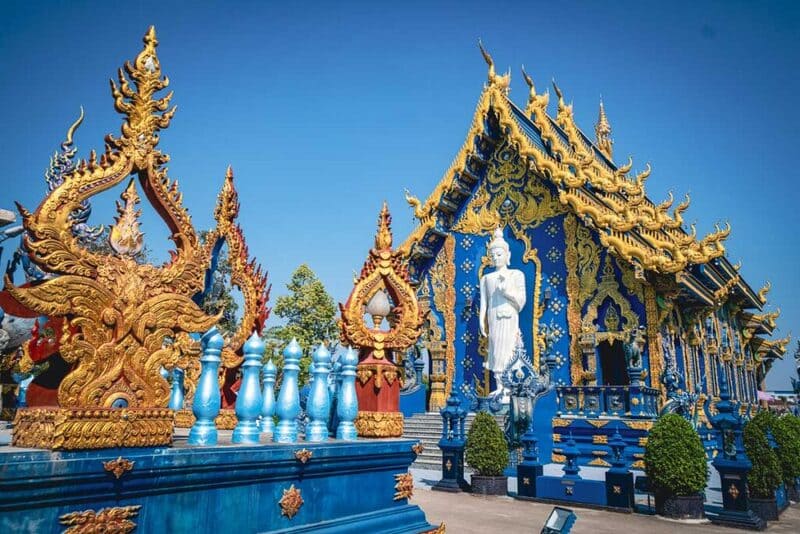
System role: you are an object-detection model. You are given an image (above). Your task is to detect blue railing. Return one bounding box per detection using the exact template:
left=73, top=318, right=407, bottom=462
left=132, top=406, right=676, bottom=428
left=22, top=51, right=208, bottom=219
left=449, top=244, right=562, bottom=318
left=556, top=385, right=660, bottom=419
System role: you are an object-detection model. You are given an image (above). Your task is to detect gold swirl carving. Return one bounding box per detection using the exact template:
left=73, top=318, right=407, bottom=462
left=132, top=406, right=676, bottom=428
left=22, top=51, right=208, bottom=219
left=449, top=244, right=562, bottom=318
left=12, top=407, right=173, bottom=450
left=60, top=505, right=141, bottom=534
left=354, top=410, right=404, bottom=437
left=582, top=256, right=639, bottom=336
left=430, top=235, right=456, bottom=399
left=172, top=408, right=237, bottom=429
left=279, top=485, right=304, bottom=520
left=644, top=286, right=664, bottom=398
left=5, top=29, right=266, bottom=451
left=340, top=203, right=424, bottom=360
left=394, top=472, right=414, bottom=501
left=294, top=449, right=313, bottom=464
left=552, top=418, right=573, bottom=428
left=103, top=456, right=134, bottom=479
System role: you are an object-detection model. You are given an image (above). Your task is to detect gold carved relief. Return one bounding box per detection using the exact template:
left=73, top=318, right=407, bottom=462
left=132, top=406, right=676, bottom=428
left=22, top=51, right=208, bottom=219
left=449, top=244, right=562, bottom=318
left=60, top=505, right=141, bottom=534
left=430, top=235, right=456, bottom=399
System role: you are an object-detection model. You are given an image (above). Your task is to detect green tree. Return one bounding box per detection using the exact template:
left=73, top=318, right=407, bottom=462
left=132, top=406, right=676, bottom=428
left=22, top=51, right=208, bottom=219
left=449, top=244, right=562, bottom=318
left=264, top=264, right=338, bottom=385
left=644, top=413, right=708, bottom=497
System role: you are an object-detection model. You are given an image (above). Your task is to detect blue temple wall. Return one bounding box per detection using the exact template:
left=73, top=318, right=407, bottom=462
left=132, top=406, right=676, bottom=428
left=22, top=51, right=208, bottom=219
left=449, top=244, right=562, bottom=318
left=0, top=440, right=435, bottom=534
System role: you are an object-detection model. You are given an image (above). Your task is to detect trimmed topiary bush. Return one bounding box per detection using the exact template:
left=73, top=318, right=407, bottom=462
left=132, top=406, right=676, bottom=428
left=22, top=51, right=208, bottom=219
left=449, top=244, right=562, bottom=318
left=465, top=411, right=509, bottom=476
left=644, top=413, right=708, bottom=496
left=744, top=411, right=782, bottom=499
left=772, top=415, right=800, bottom=486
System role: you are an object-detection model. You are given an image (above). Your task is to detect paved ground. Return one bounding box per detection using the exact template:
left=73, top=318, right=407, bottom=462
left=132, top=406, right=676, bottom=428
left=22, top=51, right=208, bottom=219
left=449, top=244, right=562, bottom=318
left=411, top=487, right=800, bottom=533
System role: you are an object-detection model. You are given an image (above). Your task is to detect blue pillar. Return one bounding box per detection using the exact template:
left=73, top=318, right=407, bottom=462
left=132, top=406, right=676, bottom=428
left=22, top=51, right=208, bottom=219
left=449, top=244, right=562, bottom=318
left=168, top=367, right=185, bottom=410
left=306, top=344, right=332, bottom=442
left=274, top=339, right=302, bottom=443
left=232, top=332, right=264, bottom=444
left=433, top=391, right=469, bottom=492
left=260, top=359, right=277, bottom=435
left=188, top=328, right=224, bottom=446
left=605, top=428, right=634, bottom=509
left=562, top=433, right=582, bottom=480
left=336, top=347, right=358, bottom=441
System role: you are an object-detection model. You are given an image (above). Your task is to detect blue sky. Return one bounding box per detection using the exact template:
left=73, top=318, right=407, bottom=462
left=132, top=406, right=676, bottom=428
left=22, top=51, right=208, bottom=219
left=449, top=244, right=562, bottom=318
left=1, top=1, right=798, bottom=388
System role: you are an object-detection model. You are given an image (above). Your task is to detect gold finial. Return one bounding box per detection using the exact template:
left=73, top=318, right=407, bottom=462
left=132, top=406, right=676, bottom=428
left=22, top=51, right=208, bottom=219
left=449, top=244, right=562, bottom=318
left=758, top=281, right=771, bottom=304
left=375, top=201, right=393, bottom=250
left=109, top=179, right=144, bottom=256
left=595, top=99, right=613, bottom=160
left=63, top=107, right=85, bottom=149
left=214, top=166, right=240, bottom=225
left=521, top=65, right=549, bottom=115
left=478, top=40, right=510, bottom=91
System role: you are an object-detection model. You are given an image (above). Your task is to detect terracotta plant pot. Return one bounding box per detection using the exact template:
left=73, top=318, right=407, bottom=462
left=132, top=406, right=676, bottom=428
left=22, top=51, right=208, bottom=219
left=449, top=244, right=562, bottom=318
left=654, top=492, right=705, bottom=519
left=750, top=497, right=779, bottom=521
left=470, top=475, right=507, bottom=496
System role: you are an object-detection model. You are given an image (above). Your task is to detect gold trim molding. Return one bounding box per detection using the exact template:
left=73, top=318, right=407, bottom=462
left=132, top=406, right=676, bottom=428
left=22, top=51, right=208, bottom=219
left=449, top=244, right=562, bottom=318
left=354, top=410, right=403, bottom=437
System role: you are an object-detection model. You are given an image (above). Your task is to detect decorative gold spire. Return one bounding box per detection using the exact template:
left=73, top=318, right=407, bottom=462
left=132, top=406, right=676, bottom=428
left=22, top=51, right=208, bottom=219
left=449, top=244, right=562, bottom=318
left=758, top=281, right=771, bottom=305
left=109, top=179, right=144, bottom=256
left=375, top=201, right=393, bottom=250
left=478, top=40, right=510, bottom=92
left=595, top=99, right=613, bottom=160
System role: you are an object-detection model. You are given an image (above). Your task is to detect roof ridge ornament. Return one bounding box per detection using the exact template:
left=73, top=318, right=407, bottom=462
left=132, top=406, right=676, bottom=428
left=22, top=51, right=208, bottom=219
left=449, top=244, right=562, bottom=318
left=478, top=39, right=510, bottom=92
left=595, top=99, right=613, bottom=160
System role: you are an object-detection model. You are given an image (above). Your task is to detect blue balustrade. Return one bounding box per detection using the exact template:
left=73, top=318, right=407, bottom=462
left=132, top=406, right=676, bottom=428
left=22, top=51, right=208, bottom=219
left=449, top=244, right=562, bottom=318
left=232, top=332, right=264, bottom=444
left=274, top=339, right=302, bottom=443
left=168, top=367, right=185, bottom=410
left=188, top=328, right=224, bottom=446
left=306, top=344, right=332, bottom=442
left=259, top=359, right=277, bottom=434
left=336, top=347, right=358, bottom=440
left=556, top=385, right=659, bottom=418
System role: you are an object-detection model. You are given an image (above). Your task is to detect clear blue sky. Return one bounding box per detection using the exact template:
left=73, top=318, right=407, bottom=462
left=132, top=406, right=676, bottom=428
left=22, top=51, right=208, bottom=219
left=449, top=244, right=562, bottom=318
left=2, top=1, right=798, bottom=388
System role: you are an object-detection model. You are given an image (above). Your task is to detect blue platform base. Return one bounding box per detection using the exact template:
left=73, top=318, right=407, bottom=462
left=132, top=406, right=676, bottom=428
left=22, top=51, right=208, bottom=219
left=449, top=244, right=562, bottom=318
left=534, top=476, right=606, bottom=507
left=0, top=437, right=436, bottom=533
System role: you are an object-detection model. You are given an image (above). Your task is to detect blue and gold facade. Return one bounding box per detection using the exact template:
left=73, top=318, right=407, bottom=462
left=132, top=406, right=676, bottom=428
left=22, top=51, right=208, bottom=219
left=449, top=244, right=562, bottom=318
left=401, top=48, right=788, bottom=466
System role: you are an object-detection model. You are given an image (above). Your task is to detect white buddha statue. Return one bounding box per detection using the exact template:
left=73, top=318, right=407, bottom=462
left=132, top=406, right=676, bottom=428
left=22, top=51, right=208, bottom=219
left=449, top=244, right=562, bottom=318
left=479, top=228, right=526, bottom=398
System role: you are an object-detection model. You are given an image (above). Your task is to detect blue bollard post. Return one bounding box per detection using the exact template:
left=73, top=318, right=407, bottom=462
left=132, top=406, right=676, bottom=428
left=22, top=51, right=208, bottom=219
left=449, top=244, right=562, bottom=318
left=260, top=359, right=277, bottom=434
left=232, top=332, right=264, bottom=444
left=328, top=358, right=342, bottom=435
left=168, top=367, right=185, bottom=410
left=336, top=347, right=359, bottom=440
left=274, top=339, right=302, bottom=443
left=306, top=344, right=332, bottom=441
left=188, top=328, right=224, bottom=446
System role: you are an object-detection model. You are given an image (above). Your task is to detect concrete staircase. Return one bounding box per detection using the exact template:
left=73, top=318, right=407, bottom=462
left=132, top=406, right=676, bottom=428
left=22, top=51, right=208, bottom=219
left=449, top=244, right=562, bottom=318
left=403, top=412, right=505, bottom=470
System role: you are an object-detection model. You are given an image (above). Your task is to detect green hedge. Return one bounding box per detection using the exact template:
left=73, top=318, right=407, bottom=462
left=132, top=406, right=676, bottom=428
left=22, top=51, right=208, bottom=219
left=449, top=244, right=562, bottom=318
left=744, top=411, right=782, bottom=498
left=644, top=413, right=708, bottom=496
left=772, top=415, right=800, bottom=485
left=465, top=411, right=509, bottom=476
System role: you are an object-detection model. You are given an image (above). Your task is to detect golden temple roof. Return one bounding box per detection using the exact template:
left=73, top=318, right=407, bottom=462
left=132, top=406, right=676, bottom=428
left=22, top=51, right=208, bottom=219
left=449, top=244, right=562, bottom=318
left=401, top=48, right=735, bottom=280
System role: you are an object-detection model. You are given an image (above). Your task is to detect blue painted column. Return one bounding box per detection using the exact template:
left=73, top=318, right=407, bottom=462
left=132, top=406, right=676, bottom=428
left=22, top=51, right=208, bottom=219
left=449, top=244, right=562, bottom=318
left=232, top=332, right=264, bottom=444
left=605, top=428, right=634, bottom=509
left=274, top=339, right=302, bottom=443
left=168, top=367, right=185, bottom=410
left=433, top=390, right=469, bottom=492
left=306, top=344, right=332, bottom=442
left=336, top=347, right=358, bottom=440
left=188, top=328, right=224, bottom=446
left=259, top=359, right=277, bottom=434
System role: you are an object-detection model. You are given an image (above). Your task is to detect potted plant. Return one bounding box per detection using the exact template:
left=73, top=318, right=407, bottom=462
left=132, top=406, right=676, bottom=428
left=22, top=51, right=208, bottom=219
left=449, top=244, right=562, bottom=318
left=644, top=413, right=707, bottom=519
left=465, top=411, right=509, bottom=495
left=772, top=415, right=800, bottom=502
left=744, top=411, right=782, bottom=521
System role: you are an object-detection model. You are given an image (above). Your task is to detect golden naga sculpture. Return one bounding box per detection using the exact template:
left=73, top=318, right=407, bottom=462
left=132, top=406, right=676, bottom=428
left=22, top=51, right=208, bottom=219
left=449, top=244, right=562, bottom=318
left=6, top=27, right=267, bottom=449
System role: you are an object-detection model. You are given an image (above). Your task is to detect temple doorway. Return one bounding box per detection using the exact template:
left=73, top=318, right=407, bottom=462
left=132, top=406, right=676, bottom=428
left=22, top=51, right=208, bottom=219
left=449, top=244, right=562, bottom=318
left=598, top=340, right=629, bottom=386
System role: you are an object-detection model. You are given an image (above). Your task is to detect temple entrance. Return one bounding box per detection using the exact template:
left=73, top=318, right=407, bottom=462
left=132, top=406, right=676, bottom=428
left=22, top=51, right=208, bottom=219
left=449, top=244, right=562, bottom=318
left=598, top=340, right=629, bottom=386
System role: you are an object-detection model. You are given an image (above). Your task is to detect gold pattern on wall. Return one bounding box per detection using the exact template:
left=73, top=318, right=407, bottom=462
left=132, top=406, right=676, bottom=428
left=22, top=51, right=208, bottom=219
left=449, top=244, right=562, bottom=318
left=564, top=214, right=583, bottom=383
left=452, top=141, right=564, bottom=235
left=430, top=235, right=456, bottom=399
left=645, top=286, right=664, bottom=399
left=60, top=505, right=141, bottom=534
left=581, top=256, right=639, bottom=337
